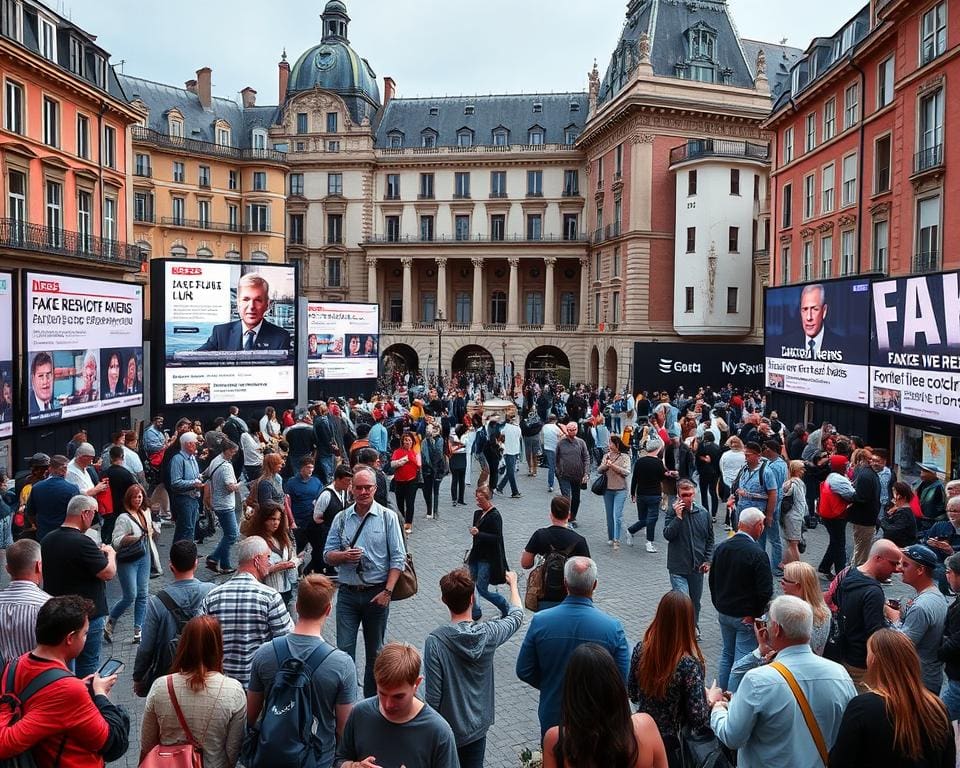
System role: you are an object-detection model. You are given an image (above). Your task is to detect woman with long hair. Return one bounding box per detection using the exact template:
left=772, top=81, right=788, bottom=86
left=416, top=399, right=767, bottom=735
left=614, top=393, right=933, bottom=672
left=391, top=432, right=420, bottom=534
left=105, top=483, right=155, bottom=645
left=780, top=561, right=831, bottom=655
left=599, top=435, right=631, bottom=549
left=466, top=485, right=509, bottom=621
left=241, top=501, right=298, bottom=604
left=628, top=591, right=709, bottom=767
left=141, top=616, right=246, bottom=768
left=544, top=643, right=667, bottom=768
left=256, top=452, right=287, bottom=512
left=448, top=423, right=468, bottom=506
left=829, top=629, right=954, bottom=766
left=781, top=460, right=808, bottom=565
left=879, top=481, right=918, bottom=547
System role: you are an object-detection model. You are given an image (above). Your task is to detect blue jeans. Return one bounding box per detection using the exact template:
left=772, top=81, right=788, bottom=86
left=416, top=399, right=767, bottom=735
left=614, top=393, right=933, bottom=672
left=316, top=455, right=335, bottom=485
left=171, top=494, right=199, bottom=545
left=543, top=449, right=556, bottom=489
left=717, top=612, right=758, bottom=691
left=457, top=736, right=486, bottom=768
left=470, top=560, right=509, bottom=620
left=209, top=507, right=239, bottom=569
left=670, top=572, right=705, bottom=627
left=110, top=550, right=150, bottom=629
left=603, top=489, right=626, bottom=541
left=335, top=584, right=390, bottom=697
left=557, top=477, right=582, bottom=521
left=629, top=495, right=662, bottom=541
left=76, top=614, right=106, bottom=678
left=496, top=454, right=519, bottom=495
left=942, top=679, right=960, bottom=720
left=760, top=509, right=784, bottom=569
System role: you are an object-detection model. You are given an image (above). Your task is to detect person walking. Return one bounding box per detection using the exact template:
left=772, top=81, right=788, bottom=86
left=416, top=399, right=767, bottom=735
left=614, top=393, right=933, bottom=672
left=448, top=424, right=468, bottom=506
left=599, top=435, right=631, bottom=550
left=718, top=437, right=747, bottom=529
left=521, top=409, right=543, bottom=479
left=781, top=460, right=808, bottom=565
left=694, top=432, right=721, bottom=521
left=105, top=484, right=155, bottom=645
left=495, top=415, right=523, bottom=498
left=466, top=486, right=511, bottom=621
left=169, top=432, right=204, bottom=546
left=390, top=432, right=420, bottom=535
left=203, top=441, right=241, bottom=574
left=629, top=435, right=668, bottom=553
left=420, top=424, right=447, bottom=519
left=555, top=422, right=590, bottom=528
left=541, top=415, right=561, bottom=493
left=663, top=480, right=714, bottom=628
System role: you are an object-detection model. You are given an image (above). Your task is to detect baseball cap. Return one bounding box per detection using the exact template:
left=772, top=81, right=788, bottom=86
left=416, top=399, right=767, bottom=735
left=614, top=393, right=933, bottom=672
left=902, top=544, right=939, bottom=570
left=29, top=453, right=51, bottom=468
left=75, top=442, right=96, bottom=458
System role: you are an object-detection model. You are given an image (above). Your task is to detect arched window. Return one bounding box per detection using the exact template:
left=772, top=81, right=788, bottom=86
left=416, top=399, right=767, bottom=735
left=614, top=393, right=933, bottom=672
left=225, top=250, right=241, bottom=261
left=421, top=129, right=437, bottom=148
left=196, top=247, right=213, bottom=259
left=490, top=291, right=506, bottom=324
left=492, top=127, right=509, bottom=146
left=528, top=125, right=544, bottom=145
left=170, top=244, right=188, bottom=258
left=456, top=128, right=473, bottom=147
left=250, top=250, right=268, bottom=263
left=388, top=132, right=403, bottom=148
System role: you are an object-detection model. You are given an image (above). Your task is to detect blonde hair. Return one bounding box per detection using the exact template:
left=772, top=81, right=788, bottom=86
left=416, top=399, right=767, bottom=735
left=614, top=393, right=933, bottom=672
left=783, top=561, right=830, bottom=625
left=725, top=436, right=744, bottom=451
left=788, top=459, right=805, bottom=477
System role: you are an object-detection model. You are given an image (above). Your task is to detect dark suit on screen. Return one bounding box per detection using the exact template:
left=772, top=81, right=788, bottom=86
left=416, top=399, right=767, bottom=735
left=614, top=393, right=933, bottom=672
left=196, top=320, right=290, bottom=352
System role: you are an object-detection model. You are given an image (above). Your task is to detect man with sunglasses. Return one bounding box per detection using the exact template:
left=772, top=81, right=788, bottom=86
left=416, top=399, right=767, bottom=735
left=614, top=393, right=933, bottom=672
left=324, top=466, right=408, bottom=697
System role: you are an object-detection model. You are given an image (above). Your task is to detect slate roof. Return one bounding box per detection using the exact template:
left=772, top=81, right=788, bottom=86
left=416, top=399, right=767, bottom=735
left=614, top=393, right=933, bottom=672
left=741, top=39, right=803, bottom=104
left=117, top=73, right=280, bottom=150
left=373, top=93, right=589, bottom=148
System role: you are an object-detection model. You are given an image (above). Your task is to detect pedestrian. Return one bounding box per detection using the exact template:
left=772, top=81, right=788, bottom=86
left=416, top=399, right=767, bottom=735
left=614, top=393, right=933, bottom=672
left=424, top=568, right=524, bottom=768
left=255, top=452, right=287, bottom=513
left=718, top=436, right=747, bottom=529
left=448, top=424, right=468, bottom=506
left=169, top=432, right=204, bottom=546
left=204, top=441, right=241, bottom=574
left=0, top=539, right=51, bottom=662
left=817, top=459, right=855, bottom=579
left=628, top=434, right=667, bottom=552
left=25, top=455, right=78, bottom=541
left=421, top=424, right=447, bottom=519
left=599, top=435, right=631, bottom=550
left=102, top=445, right=137, bottom=544
left=104, top=484, right=155, bottom=646
left=241, top=501, right=299, bottom=606
left=781, top=460, right=808, bottom=565
left=543, top=643, right=668, bottom=768
left=848, top=448, right=881, bottom=567
left=779, top=561, right=831, bottom=655
left=878, top=481, right=918, bottom=547
left=759, top=440, right=787, bottom=573
left=663, top=479, right=713, bottom=628
left=307, top=464, right=353, bottom=577
left=65, top=442, right=108, bottom=499
left=495, top=415, right=523, bottom=498
left=390, top=432, right=420, bottom=535
left=916, top=462, right=946, bottom=532
left=466, top=486, right=510, bottom=621
left=519, top=496, right=590, bottom=609
left=241, top=418, right=266, bottom=482
left=541, top=414, right=561, bottom=493
left=521, top=408, right=543, bottom=478
left=694, top=431, right=721, bottom=520
left=139, top=615, right=246, bottom=767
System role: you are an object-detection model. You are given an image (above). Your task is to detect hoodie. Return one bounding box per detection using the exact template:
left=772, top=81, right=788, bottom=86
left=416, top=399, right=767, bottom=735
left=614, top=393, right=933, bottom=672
left=423, top=606, right=523, bottom=746
left=835, top=566, right=887, bottom=668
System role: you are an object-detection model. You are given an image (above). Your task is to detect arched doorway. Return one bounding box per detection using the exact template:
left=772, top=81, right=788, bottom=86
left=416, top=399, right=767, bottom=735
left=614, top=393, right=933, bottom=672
left=381, top=344, right=419, bottom=379
left=605, top=346, right=618, bottom=390
left=524, top=346, right=571, bottom=387
left=451, top=344, right=495, bottom=375
left=589, top=346, right=600, bottom=386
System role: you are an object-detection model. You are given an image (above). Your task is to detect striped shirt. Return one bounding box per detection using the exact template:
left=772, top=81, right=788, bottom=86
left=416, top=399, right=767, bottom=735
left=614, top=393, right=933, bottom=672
left=200, top=572, right=292, bottom=687
left=0, top=581, right=52, bottom=661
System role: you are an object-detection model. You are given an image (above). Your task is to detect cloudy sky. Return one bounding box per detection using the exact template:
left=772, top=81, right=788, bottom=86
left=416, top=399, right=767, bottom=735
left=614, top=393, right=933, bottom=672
left=63, top=0, right=864, bottom=104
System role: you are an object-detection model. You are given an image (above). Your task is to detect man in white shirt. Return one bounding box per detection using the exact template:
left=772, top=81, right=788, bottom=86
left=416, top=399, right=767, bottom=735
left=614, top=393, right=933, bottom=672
left=495, top=416, right=523, bottom=499
left=66, top=442, right=108, bottom=498
left=541, top=415, right=562, bottom=493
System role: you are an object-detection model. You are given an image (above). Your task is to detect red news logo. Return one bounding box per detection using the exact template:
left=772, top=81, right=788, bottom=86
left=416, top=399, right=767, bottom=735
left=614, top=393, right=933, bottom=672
left=32, top=279, right=59, bottom=292
left=171, top=267, right=203, bottom=275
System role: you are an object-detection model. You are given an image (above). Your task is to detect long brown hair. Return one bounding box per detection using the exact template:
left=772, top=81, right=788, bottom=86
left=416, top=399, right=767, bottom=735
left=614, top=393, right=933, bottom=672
left=634, top=591, right=705, bottom=700
left=244, top=500, right=292, bottom=552
left=261, top=452, right=285, bottom=477
left=170, top=616, right=224, bottom=692
left=123, top=483, right=148, bottom=514
left=866, top=629, right=951, bottom=760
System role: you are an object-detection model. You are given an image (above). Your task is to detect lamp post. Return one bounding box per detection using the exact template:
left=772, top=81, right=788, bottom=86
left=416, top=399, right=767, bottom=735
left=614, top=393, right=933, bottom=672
left=435, top=309, right=445, bottom=386
left=501, top=340, right=507, bottom=395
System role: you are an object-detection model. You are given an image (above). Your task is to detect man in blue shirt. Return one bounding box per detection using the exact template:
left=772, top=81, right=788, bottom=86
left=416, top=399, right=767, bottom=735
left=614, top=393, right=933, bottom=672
left=169, top=432, right=203, bottom=545
left=368, top=414, right=388, bottom=460
left=516, top=556, right=630, bottom=736
left=285, top=456, right=324, bottom=556
left=142, top=414, right=166, bottom=457
left=728, top=442, right=776, bottom=530
left=760, top=440, right=787, bottom=573
left=26, top=455, right=79, bottom=540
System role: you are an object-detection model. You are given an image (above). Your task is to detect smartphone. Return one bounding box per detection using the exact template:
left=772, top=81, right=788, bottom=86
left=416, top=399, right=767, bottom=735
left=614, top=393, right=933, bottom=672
left=97, top=658, right=124, bottom=677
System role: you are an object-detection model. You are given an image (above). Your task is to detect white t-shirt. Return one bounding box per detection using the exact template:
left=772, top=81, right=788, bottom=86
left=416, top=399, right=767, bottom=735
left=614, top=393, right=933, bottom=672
left=541, top=423, right=560, bottom=452
left=66, top=460, right=94, bottom=493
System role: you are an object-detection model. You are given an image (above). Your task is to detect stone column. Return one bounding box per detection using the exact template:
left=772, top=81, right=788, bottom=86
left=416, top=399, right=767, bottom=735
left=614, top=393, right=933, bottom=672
left=579, top=256, right=590, bottom=329
left=435, top=257, right=447, bottom=321
left=471, top=256, right=483, bottom=329
left=544, top=256, right=556, bottom=328
left=506, top=256, right=520, bottom=328
left=366, top=257, right=377, bottom=304
left=401, top=257, right=413, bottom=328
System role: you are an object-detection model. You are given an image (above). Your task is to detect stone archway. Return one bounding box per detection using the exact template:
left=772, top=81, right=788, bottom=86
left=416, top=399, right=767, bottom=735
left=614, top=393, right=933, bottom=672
left=381, top=344, right=419, bottom=378
left=451, top=344, right=495, bottom=375
left=604, top=346, right=618, bottom=390
left=524, top=345, right=571, bottom=387
left=589, top=346, right=600, bottom=386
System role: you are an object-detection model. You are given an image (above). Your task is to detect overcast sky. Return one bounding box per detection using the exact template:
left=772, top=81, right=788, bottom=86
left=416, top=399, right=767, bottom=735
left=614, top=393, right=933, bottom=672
left=62, top=0, right=865, bottom=105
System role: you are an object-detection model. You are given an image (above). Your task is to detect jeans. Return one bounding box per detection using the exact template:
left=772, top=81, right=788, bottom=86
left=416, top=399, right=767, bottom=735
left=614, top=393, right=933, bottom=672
left=394, top=480, right=418, bottom=525
left=301, top=522, right=334, bottom=576
left=470, top=560, right=509, bottom=620
left=209, top=507, right=239, bottom=569
left=450, top=467, right=466, bottom=503
left=628, top=495, right=662, bottom=541
left=171, top=494, right=199, bottom=545
left=457, top=736, right=487, bottom=768
left=603, top=489, right=626, bottom=541
left=760, top=510, right=784, bottom=569
left=421, top=477, right=442, bottom=516
left=335, top=584, right=390, bottom=697
left=717, top=612, right=758, bottom=692
left=315, top=455, right=335, bottom=485
left=670, top=572, right=705, bottom=627
left=76, top=615, right=106, bottom=678
left=699, top=475, right=719, bottom=517
left=543, top=449, right=556, bottom=489
left=557, top=477, right=582, bottom=521
left=942, top=679, right=960, bottom=720
left=819, top=517, right=848, bottom=575
left=496, top=454, right=519, bottom=495
left=110, top=550, right=150, bottom=628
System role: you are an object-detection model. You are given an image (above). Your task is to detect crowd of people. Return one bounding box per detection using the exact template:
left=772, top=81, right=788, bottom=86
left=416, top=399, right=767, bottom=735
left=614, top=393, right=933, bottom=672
left=0, top=374, right=958, bottom=768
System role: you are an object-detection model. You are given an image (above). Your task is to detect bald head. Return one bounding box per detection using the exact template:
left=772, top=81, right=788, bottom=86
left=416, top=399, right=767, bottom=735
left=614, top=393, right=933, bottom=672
left=863, top=538, right=902, bottom=581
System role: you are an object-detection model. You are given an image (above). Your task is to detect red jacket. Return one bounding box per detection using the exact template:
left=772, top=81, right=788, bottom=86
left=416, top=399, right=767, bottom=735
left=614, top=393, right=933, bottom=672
left=819, top=480, right=849, bottom=520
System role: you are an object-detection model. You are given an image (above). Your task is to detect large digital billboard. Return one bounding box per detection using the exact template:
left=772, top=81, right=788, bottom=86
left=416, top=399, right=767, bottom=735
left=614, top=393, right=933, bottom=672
left=0, top=272, right=13, bottom=438
left=764, top=277, right=871, bottom=404
left=632, top=341, right=763, bottom=394
left=307, top=302, right=379, bottom=381
left=870, top=270, right=960, bottom=426
left=160, top=260, right=296, bottom=405
left=24, top=271, right=143, bottom=427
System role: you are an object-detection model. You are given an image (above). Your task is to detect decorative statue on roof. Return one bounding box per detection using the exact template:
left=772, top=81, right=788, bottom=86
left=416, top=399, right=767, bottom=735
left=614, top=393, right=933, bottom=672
left=638, top=31, right=651, bottom=63
left=755, top=48, right=767, bottom=77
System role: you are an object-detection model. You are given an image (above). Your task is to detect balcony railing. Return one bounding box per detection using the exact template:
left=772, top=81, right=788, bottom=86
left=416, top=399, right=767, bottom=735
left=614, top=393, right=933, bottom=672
left=132, top=126, right=287, bottom=163
left=0, top=218, right=142, bottom=268
left=913, top=251, right=941, bottom=273
left=669, top=139, right=770, bottom=166
left=134, top=166, right=152, bottom=178
left=364, top=232, right=589, bottom=244
left=913, top=144, right=943, bottom=175
left=489, top=191, right=508, bottom=198
left=382, top=321, right=402, bottom=330
left=592, top=222, right=622, bottom=243
left=519, top=323, right=543, bottom=331
left=483, top=323, right=506, bottom=331
left=134, top=213, right=155, bottom=224
left=377, top=142, right=577, bottom=158
left=556, top=324, right=578, bottom=332
left=160, top=216, right=272, bottom=235
left=562, top=188, right=580, bottom=197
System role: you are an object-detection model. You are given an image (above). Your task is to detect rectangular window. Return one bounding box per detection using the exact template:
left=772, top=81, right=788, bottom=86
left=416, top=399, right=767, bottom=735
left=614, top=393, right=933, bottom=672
left=69, top=37, right=83, bottom=76
left=918, top=88, right=944, bottom=169
left=595, top=292, right=602, bottom=324
left=326, top=112, right=338, bottom=133
left=419, top=215, right=434, bottom=241
left=822, top=163, right=835, bottom=213
left=172, top=197, right=185, bottom=226
left=454, top=172, right=470, bottom=198
left=840, top=230, right=855, bottom=275
left=134, top=153, right=150, bottom=177
left=253, top=171, right=266, bottom=191
left=878, top=57, right=894, bottom=108
left=596, top=158, right=604, bottom=187
left=419, top=173, right=434, bottom=199
left=42, top=97, right=59, bottom=147
left=327, top=258, right=342, bottom=288
left=921, top=2, right=947, bottom=64
left=563, top=169, right=579, bottom=196
left=525, top=292, right=544, bottom=325
left=688, top=169, right=697, bottom=195
left=327, top=213, right=343, bottom=244
left=389, top=294, right=402, bottom=323
left=296, top=112, right=308, bottom=134
left=173, top=162, right=185, bottom=183
left=247, top=204, right=269, bottom=233
left=823, top=98, right=836, bottom=141
left=228, top=205, right=239, bottom=232
left=386, top=174, right=400, bottom=199
left=784, top=127, right=794, bottom=163
left=526, top=214, right=543, bottom=241
left=594, top=253, right=601, bottom=282
left=289, top=173, right=304, bottom=196
left=385, top=215, right=400, bottom=242
left=916, top=196, right=941, bottom=272
left=42, top=181, right=59, bottom=248
left=421, top=293, right=437, bottom=325
left=560, top=292, right=576, bottom=325
left=133, top=191, right=153, bottom=223
left=1, top=0, right=23, bottom=41
left=77, top=190, right=91, bottom=249
left=455, top=214, right=470, bottom=241
left=726, top=287, right=739, bottom=314
left=327, top=172, right=342, bottom=195
left=37, top=15, right=55, bottom=60
left=803, top=174, right=815, bottom=219
left=614, top=144, right=623, bottom=175
left=229, top=170, right=238, bottom=191
left=76, top=114, right=90, bottom=159
left=611, top=291, right=620, bottom=323
left=820, top=234, right=833, bottom=278
left=490, top=214, right=506, bottom=241
left=563, top=214, right=579, bottom=241
left=686, top=227, right=696, bottom=253
left=802, top=241, right=813, bottom=281
left=527, top=170, right=543, bottom=196
left=101, top=125, right=116, bottom=168
left=455, top=292, right=471, bottom=324
left=782, top=183, right=793, bottom=228
left=730, top=169, right=740, bottom=196
left=198, top=200, right=211, bottom=229
left=873, top=219, right=888, bottom=272
left=611, top=246, right=620, bottom=278
left=728, top=226, right=739, bottom=252
left=875, top=135, right=891, bottom=193
left=4, top=79, right=23, bottom=134
left=103, top=198, right=116, bottom=252
left=288, top=213, right=303, bottom=244
left=198, top=165, right=211, bottom=188
left=844, top=83, right=859, bottom=129
left=780, top=245, right=791, bottom=284
left=490, top=171, right=507, bottom=197
left=684, top=287, right=695, bottom=313
left=216, top=128, right=230, bottom=146
left=805, top=113, right=816, bottom=152
left=842, top=154, right=857, bottom=206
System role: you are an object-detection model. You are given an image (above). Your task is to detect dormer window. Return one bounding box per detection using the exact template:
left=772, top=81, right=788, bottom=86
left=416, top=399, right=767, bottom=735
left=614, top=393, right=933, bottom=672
left=464, top=105, right=475, bottom=116
left=251, top=128, right=267, bottom=150
left=69, top=37, right=84, bottom=76
left=387, top=131, right=403, bottom=148
left=37, top=14, right=56, bottom=60
left=0, top=0, right=23, bottom=43
left=429, top=106, right=439, bottom=116
left=689, top=25, right=717, bottom=60
left=168, top=113, right=184, bottom=139
left=421, top=129, right=437, bottom=148
left=457, top=128, right=474, bottom=147
left=528, top=126, right=544, bottom=145
left=493, top=127, right=509, bottom=146
left=570, top=102, right=580, bottom=112
left=533, top=102, right=543, bottom=114
left=94, top=55, right=107, bottom=88
left=564, top=126, right=578, bottom=145
left=215, top=121, right=231, bottom=147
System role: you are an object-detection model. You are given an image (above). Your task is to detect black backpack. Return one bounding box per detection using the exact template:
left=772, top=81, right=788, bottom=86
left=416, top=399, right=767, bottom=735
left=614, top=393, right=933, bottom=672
left=243, top=637, right=337, bottom=768
left=0, top=657, right=73, bottom=768
left=542, top=543, right=577, bottom=603
left=135, top=591, right=193, bottom=697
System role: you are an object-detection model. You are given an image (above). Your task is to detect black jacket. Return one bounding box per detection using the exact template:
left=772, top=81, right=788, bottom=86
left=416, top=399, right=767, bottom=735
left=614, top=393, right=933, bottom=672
left=467, top=507, right=508, bottom=584
left=878, top=506, right=917, bottom=547
left=708, top=532, right=772, bottom=618
left=835, top=567, right=886, bottom=668
left=847, top=466, right=881, bottom=527
left=938, top=595, right=960, bottom=682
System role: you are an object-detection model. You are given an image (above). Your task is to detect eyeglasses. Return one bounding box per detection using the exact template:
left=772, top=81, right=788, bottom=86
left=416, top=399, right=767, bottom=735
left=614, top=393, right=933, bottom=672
left=353, top=484, right=374, bottom=492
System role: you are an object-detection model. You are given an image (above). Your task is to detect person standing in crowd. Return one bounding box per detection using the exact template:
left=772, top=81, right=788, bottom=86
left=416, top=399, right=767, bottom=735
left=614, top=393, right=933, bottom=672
left=239, top=418, right=265, bottom=482
left=66, top=442, right=108, bottom=499
left=310, top=465, right=353, bottom=578
left=916, top=462, right=946, bottom=532
left=202, top=441, right=241, bottom=575
left=519, top=496, right=590, bottom=610
left=727, top=441, right=775, bottom=536
left=543, top=643, right=668, bottom=768
left=878, top=481, right=918, bottom=547
left=323, top=466, right=407, bottom=698
left=694, top=431, right=721, bottom=521
left=169, top=432, right=204, bottom=546
left=200, top=536, right=293, bottom=688
left=759, top=440, right=787, bottom=573
left=830, top=629, right=955, bottom=766
left=707, top=596, right=856, bottom=767
left=259, top=406, right=282, bottom=442
left=466, top=486, right=510, bottom=621
left=628, top=591, right=709, bottom=765
left=283, top=408, right=316, bottom=478
left=424, top=568, right=524, bottom=768
left=521, top=409, right=543, bottom=479
left=285, top=456, right=324, bottom=563
left=541, top=414, right=561, bottom=493
left=709, top=507, right=772, bottom=691
left=718, top=436, right=747, bottom=529
left=663, top=480, right=713, bottom=629
left=922, top=496, right=960, bottom=585
left=848, top=448, right=882, bottom=567
left=0, top=539, right=51, bottom=662
left=780, top=561, right=832, bottom=655
left=939, top=552, right=960, bottom=721
left=555, top=421, right=590, bottom=528
left=140, top=615, right=246, bottom=768
left=628, top=435, right=667, bottom=553
left=516, top=556, right=630, bottom=736
left=781, top=460, right=808, bottom=565
left=390, top=432, right=420, bottom=535
left=598, top=435, right=631, bottom=550
left=421, top=424, right=447, bottom=519
left=255, top=453, right=287, bottom=511
left=26, top=455, right=78, bottom=541
left=495, top=415, right=523, bottom=499
left=102, top=445, right=137, bottom=543
left=817, top=456, right=855, bottom=579
left=355, top=448, right=393, bottom=511
left=243, top=502, right=299, bottom=606
left=448, top=424, right=468, bottom=507
left=104, top=484, right=155, bottom=646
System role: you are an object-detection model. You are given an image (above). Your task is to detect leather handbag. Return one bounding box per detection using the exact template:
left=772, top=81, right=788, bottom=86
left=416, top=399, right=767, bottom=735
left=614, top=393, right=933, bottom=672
left=115, top=514, right=148, bottom=563
left=387, top=513, right=418, bottom=600
left=138, top=677, right=205, bottom=767
left=590, top=472, right=608, bottom=496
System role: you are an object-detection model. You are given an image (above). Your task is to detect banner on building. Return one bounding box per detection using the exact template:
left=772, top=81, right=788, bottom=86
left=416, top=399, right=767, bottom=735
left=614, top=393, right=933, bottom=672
left=306, top=302, right=379, bottom=381
left=0, top=272, right=12, bottom=438
left=632, top=341, right=764, bottom=394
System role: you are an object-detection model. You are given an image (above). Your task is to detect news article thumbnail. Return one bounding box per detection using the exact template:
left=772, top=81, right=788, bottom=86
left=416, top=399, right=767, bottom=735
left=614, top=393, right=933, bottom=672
left=306, top=302, right=379, bottom=381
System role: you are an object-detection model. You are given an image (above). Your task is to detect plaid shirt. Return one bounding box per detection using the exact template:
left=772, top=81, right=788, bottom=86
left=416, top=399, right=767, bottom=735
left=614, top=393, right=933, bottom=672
left=0, top=581, right=51, bottom=662
left=200, top=572, right=293, bottom=687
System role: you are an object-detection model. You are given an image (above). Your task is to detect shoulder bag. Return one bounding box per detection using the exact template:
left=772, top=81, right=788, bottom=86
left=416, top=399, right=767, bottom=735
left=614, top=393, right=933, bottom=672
left=385, top=509, right=418, bottom=600
left=116, top=513, right=148, bottom=563
left=138, top=676, right=213, bottom=767
left=590, top=472, right=608, bottom=496
left=769, top=661, right=829, bottom=767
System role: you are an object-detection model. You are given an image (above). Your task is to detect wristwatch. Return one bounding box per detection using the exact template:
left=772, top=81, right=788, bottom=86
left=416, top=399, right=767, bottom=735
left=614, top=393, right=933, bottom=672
left=383, top=588, right=393, bottom=597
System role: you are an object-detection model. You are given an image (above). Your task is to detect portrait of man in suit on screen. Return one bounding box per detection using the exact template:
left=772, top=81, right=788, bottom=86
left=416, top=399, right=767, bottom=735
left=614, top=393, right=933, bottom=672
left=196, top=272, right=290, bottom=352
left=793, top=283, right=843, bottom=359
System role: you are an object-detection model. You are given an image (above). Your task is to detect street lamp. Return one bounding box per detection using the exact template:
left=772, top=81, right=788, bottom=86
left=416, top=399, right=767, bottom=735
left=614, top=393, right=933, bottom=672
left=501, top=340, right=507, bottom=394
left=435, top=309, right=445, bottom=385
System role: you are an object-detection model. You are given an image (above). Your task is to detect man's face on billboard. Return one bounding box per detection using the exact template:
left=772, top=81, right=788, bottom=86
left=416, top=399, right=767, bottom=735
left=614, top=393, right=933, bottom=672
left=33, top=361, right=53, bottom=402
left=237, top=282, right=269, bottom=331
left=800, top=287, right=828, bottom=339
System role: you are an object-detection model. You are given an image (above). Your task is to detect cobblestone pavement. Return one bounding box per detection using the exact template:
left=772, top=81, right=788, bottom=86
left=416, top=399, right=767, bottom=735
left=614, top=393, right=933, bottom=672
left=2, top=466, right=916, bottom=768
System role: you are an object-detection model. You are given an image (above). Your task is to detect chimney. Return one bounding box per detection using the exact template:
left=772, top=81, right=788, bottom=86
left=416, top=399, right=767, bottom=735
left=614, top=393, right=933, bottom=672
left=383, top=76, right=396, bottom=107
left=196, top=67, right=212, bottom=110
left=278, top=52, right=291, bottom=103
left=241, top=87, right=257, bottom=108
left=185, top=79, right=198, bottom=94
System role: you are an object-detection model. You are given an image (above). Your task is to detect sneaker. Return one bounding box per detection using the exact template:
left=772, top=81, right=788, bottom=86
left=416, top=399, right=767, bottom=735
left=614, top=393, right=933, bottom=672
left=103, top=619, right=114, bottom=644
left=132, top=628, right=142, bottom=644
left=607, top=539, right=614, bottom=546
left=425, top=513, right=435, bottom=519
left=724, top=524, right=733, bottom=532
left=696, top=626, right=702, bottom=641
left=645, top=541, right=657, bottom=554
left=511, top=493, right=523, bottom=499
left=205, top=559, right=221, bottom=573
left=547, top=487, right=553, bottom=493
left=569, top=520, right=579, bottom=529
left=219, top=566, right=236, bottom=575
left=612, top=541, right=620, bottom=551
left=625, top=532, right=634, bottom=546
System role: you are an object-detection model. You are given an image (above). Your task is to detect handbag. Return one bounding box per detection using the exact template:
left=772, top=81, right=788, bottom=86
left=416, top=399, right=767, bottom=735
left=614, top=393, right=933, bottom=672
left=387, top=514, right=418, bottom=601
left=770, top=661, right=829, bottom=765
left=678, top=725, right=734, bottom=768
left=138, top=676, right=205, bottom=767
left=115, top=514, right=149, bottom=563
left=525, top=562, right=544, bottom=611
left=590, top=472, right=608, bottom=496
